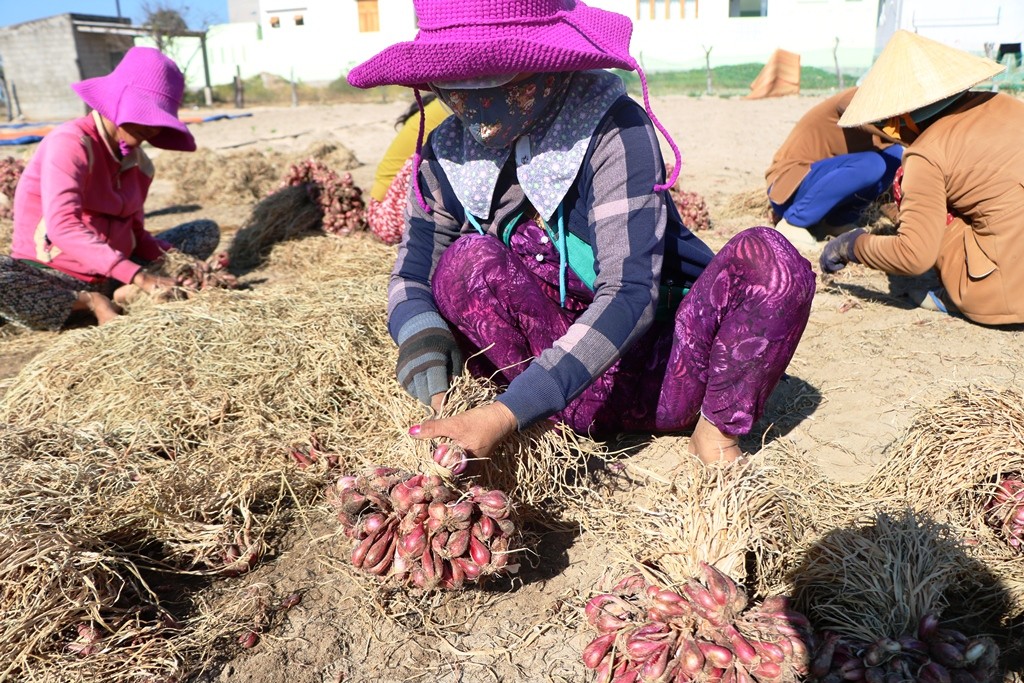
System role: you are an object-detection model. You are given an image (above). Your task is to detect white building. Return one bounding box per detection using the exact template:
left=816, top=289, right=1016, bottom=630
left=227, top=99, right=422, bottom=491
left=875, top=0, right=1023, bottom=60
left=171, top=0, right=1023, bottom=89
left=592, top=0, right=881, bottom=72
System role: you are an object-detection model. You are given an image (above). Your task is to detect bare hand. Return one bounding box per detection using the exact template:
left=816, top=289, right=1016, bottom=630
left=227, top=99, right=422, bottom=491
left=132, top=270, right=178, bottom=295
left=410, top=401, right=518, bottom=461
left=177, top=257, right=210, bottom=290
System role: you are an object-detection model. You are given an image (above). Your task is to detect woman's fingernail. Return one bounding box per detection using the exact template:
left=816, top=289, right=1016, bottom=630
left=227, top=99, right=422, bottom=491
left=408, top=425, right=421, bottom=436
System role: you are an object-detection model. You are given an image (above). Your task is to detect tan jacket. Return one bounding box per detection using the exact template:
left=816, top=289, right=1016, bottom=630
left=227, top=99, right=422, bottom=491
left=766, top=87, right=897, bottom=204
left=854, top=92, right=1024, bottom=325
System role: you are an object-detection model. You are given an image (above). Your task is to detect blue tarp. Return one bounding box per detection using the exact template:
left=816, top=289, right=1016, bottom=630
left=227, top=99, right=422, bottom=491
left=0, top=135, right=43, bottom=146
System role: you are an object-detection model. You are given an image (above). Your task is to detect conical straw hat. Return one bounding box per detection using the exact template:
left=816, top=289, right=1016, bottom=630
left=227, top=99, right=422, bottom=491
left=839, top=30, right=1005, bottom=127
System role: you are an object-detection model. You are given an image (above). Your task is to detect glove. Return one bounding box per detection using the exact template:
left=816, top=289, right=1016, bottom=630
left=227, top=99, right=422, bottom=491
left=819, top=228, right=865, bottom=274
left=395, top=315, right=464, bottom=406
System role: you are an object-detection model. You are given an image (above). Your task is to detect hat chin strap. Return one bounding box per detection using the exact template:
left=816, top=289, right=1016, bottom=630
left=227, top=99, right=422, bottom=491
left=557, top=12, right=681, bottom=191
left=628, top=58, right=682, bottom=193
left=411, top=89, right=433, bottom=215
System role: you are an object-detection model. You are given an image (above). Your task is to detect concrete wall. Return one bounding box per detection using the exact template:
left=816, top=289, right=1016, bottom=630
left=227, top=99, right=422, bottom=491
left=0, top=14, right=134, bottom=121
left=74, top=29, right=135, bottom=80
left=0, top=15, right=82, bottom=120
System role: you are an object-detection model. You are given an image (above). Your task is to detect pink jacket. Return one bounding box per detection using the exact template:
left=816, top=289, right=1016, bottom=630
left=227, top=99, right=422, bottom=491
left=11, top=112, right=171, bottom=284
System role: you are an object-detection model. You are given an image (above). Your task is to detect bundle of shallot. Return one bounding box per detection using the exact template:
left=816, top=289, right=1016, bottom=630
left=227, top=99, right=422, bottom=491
left=583, top=563, right=815, bottom=683
left=0, top=156, right=25, bottom=220
left=280, top=159, right=367, bottom=237
left=665, top=164, right=712, bottom=233
left=808, top=613, right=999, bottom=683
left=160, top=250, right=239, bottom=291
left=326, top=466, right=519, bottom=590
left=217, top=526, right=265, bottom=577
left=287, top=435, right=339, bottom=471
left=984, top=474, right=1024, bottom=550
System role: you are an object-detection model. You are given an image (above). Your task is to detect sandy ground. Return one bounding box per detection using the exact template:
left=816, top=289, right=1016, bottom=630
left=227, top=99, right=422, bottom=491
left=2, top=92, right=1022, bottom=682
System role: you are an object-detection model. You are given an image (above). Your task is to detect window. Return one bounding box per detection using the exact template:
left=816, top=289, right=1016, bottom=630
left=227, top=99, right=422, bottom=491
left=269, top=15, right=281, bottom=28
left=729, top=0, right=767, bottom=17
left=108, top=50, right=127, bottom=71
left=634, top=0, right=698, bottom=20
left=294, top=14, right=304, bottom=25
left=357, top=0, right=380, bottom=32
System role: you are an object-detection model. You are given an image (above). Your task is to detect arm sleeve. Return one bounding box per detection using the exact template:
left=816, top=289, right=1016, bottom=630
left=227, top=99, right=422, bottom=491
left=498, top=104, right=666, bottom=427
left=130, top=211, right=171, bottom=262
left=386, top=145, right=464, bottom=345
left=40, top=132, right=141, bottom=283
left=854, top=150, right=947, bottom=275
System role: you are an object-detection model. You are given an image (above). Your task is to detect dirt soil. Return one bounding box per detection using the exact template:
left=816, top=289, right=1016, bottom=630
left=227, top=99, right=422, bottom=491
left=2, top=93, right=1022, bottom=683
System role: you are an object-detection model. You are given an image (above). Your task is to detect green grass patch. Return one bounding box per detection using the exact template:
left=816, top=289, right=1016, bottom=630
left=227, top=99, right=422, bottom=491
left=615, top=64, right=841, bottom=96
left=189, top=63, right=846, bottom=107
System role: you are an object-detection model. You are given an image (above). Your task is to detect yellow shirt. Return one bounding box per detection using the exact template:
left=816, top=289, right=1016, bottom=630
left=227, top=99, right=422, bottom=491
left=371, top=98, right=450, bottom=201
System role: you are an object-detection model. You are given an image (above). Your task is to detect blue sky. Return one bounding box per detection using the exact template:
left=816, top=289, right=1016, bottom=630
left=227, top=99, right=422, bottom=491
left=1, top=1, right=228, bottom=29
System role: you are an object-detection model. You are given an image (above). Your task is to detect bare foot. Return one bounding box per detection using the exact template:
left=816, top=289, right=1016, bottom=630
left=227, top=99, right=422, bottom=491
left=75, top=291, right=121, bottom=325
left=688, top=415, right=742, bottom=464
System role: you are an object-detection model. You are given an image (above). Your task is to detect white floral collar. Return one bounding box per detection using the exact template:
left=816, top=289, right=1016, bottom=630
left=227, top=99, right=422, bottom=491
left=432, top=70, right=626, bottom=222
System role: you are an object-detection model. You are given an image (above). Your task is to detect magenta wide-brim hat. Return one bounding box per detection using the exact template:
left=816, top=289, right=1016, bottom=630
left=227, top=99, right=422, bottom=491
left=72, top=47, right=196, bottom=152
left=347, top=0, right=636, bottom=90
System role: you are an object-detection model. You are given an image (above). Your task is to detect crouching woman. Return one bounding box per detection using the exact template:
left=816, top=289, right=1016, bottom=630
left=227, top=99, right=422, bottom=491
left=0, top=47, right=219, bottom=330
left=347, top=0, right=817, bottom=464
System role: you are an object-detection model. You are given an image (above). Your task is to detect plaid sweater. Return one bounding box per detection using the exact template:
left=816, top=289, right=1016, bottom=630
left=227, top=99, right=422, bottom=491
left=388, top=96, right=713, bottom=428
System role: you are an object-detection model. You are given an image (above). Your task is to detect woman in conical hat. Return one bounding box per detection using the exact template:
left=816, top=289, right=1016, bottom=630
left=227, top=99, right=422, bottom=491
left=820, top=30, right=1024, bottom=325
left=348, top=0, right=815, bottom=465
left=1, top=47, right=220, bottom=330
left=765, top=86, right=904, bottom=250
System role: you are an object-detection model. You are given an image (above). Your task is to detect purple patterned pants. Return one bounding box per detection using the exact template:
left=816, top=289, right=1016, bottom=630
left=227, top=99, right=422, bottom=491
left=432, top=225, right=815, bottom=437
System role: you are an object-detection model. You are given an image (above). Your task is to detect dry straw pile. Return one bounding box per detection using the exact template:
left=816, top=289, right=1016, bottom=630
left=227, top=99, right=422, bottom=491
left=720, top=186, right=774, bottom=223
left=0, top=218, right=10, bottom=254
left=0, top=424, right=282, bottom=682
left=158, top=141, right=359, bottom=207
left=855, top=385, right=1024, bottom=622
left=581, top=439, right=820, bottom=597
left=788, top=509, right=967, bottom=642
left=0, top=277, right=396, bottom=453
left=0, top=233, right=611, bottom=679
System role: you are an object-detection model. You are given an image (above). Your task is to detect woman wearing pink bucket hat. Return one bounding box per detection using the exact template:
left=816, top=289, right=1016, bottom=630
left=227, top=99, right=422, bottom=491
left=0, top=46, right=219, bottom=330
left=348, top=0, right=816, bottom=464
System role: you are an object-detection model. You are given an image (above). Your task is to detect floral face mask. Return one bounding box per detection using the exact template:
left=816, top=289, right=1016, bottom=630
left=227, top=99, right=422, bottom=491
left=432, top=72, right=574, bottom=149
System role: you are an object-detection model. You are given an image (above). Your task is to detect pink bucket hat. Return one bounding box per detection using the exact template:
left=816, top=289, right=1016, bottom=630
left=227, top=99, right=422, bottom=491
left=72, top=46, right=195, bottom=152
left=347, top=0, right=635, bottom=90
left=348, top=0, right=682, bottom=204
